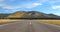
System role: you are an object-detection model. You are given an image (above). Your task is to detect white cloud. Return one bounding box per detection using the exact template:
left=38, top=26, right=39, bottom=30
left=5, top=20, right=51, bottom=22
left=1, top=0, right=59, bottom=11
left=0, top=0, right=47, bottom=10
left=0, top=2, right=42, bottom=10
left=0, top=4, right=14, bottom=9
left=26, top=3, right=42, bottom=8
left=0, top=3, right=22, bottom=9
left=52, top=6, right=60, bottom=9
left=33, top=3, right=42, bottom=6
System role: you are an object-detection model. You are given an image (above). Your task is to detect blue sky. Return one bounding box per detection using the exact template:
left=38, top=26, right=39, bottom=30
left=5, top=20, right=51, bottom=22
left=0, top=0, right=60, bottom=16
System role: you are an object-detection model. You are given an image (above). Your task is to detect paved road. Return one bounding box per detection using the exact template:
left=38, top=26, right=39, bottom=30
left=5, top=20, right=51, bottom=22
left=0, top=20, right=60, bottom=32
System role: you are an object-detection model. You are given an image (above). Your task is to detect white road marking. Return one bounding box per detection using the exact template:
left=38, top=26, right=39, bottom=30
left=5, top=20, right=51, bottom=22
left=30, top=22, right=32, bottom=24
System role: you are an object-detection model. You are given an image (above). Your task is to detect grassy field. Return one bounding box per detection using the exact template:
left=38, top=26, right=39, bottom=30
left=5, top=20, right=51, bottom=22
left=38, top=19, right=60, bottom=25
left=0, top=19, right=21, bottom=25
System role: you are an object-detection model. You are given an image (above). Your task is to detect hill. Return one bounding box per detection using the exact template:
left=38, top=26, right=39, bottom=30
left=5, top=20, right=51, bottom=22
left=0, top=14, right=11, bottom=19
left=6, top=11, right=60, bottom=19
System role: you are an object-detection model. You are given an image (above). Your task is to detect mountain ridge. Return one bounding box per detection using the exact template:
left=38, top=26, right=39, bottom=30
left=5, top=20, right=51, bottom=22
left=7, top=11, right=60, bottom=19
left=0, top=11, right=60, bottom=19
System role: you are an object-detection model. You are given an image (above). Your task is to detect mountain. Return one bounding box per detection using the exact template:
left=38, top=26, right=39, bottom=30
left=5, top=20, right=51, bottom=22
left=47, top=14, right=60, bottom=18
left=7, top=11, right=27, bottom=18
left=6, top=11, right=60, bottom=19
left=0, top=14, right=11, bottom=19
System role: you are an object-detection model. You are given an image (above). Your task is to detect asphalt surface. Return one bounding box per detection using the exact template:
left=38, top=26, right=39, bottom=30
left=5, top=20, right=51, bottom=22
left=0, top=20, right=60, bottom=32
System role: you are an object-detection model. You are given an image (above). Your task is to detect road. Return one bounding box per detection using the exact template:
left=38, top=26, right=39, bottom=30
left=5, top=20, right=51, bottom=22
left=0, top=20, right=60, bottom=32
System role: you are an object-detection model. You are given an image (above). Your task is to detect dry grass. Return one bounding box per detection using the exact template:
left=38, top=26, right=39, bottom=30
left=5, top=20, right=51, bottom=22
left=0, top=19, right=20, bottom=25
left=38, top=19, right=60, bottom=25
left=0, top=19, right=20, bottom=22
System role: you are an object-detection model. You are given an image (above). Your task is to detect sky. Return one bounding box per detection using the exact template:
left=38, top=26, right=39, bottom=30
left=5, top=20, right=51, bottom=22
left=0, top=0, right=60, bottom=16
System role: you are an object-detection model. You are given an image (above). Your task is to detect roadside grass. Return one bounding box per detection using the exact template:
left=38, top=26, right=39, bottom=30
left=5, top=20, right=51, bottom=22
left=38, top=19, right=60, bottom=25
left=0, top=19, right=20, bottom=25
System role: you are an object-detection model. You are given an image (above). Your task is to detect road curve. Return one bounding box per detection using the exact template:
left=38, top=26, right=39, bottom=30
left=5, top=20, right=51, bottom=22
left=0, top=20, right=60, bottom=32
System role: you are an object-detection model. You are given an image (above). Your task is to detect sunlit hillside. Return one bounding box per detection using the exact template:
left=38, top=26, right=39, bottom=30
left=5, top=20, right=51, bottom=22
left=7, top=11, right=28, bottom=18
